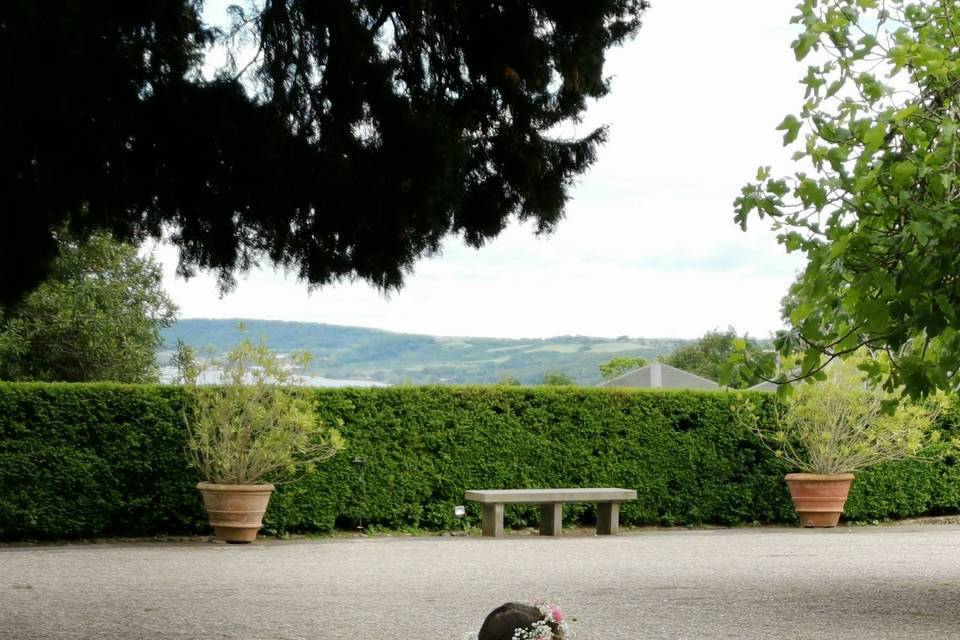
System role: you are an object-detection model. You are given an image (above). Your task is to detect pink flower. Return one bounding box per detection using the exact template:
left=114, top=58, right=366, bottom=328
left=547, top=604, right=563, bottom=623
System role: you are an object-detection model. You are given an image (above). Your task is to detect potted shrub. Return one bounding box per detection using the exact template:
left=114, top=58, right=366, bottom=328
left=181, top=334, right=344, bottom=543
left=739, top=355, right=941, bottom=527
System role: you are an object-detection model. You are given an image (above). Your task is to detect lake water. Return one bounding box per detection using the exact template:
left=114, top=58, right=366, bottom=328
left=158, top=367, right=389, bottom=387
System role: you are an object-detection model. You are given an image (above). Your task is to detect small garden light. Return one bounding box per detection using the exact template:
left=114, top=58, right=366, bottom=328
left=453, top=505, right=466, bottom=519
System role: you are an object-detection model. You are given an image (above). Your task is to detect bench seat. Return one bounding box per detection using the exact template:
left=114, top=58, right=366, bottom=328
left=464, top=488, right=637, bottom=537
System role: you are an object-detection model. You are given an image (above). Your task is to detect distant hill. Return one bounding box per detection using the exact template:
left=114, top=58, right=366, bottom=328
left=160, top=319, right=692, bottom=386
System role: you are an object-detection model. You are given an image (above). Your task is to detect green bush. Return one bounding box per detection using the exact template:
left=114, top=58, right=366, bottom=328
left=1, top=383, right=957, bottom=540
left=183, top=336, right=344, bottom=485
left=0, top=383, right=205, bottom=539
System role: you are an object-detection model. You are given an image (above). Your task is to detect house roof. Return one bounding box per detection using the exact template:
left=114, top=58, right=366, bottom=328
left=598, top=362, right=720, bottom=390
left=748, top=371, right=801, bottom=391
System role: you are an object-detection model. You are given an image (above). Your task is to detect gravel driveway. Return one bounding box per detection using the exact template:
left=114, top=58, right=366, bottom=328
left=2, top=525, right=959, bottom=639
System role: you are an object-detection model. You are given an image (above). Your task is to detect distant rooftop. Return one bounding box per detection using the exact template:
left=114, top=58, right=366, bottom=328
left=598, top=362, right=719, bottom=390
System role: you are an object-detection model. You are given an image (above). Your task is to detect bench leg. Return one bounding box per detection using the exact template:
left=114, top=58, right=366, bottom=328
left=597, top=502, right=620, bottom=535
left=539, top=503, right=563, bottom=536
left=482, top=503, right=504, bottom=537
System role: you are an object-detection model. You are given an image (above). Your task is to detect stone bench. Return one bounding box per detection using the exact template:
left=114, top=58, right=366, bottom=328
left=464, top=488, right=637, bottom=537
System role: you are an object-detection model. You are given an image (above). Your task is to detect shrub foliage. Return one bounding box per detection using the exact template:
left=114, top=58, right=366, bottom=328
left=184, top=337, right=343, bottom=485
left=1, top=384, right=958, bottom=540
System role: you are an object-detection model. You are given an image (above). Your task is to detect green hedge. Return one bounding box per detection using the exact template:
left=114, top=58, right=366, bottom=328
left=0, top=384, right=205, bottom=539
left=1, top=383, right=958, bottom=540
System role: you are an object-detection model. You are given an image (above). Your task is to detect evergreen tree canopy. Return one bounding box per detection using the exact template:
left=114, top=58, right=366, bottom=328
left=1, top=0, right=648, bottom=306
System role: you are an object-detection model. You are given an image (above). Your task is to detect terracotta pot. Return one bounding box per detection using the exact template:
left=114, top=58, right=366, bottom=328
left=784, top=473, right=854, bottom=528
left=197, top=482, right=275, bottom=543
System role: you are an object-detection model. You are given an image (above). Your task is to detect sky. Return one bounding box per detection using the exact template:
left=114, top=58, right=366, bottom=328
left=150, top=0, right=808, bottom=340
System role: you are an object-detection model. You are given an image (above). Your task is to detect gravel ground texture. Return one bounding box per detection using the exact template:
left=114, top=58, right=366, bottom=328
left=2, top=524, right=960, bottom=639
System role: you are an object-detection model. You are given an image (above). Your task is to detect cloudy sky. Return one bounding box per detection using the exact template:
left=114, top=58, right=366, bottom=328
left=151, top=0, right=808, bottom=340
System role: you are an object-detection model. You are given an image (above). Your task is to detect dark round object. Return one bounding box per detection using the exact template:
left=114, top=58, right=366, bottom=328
left=478, top=602, right=562, bottom=640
